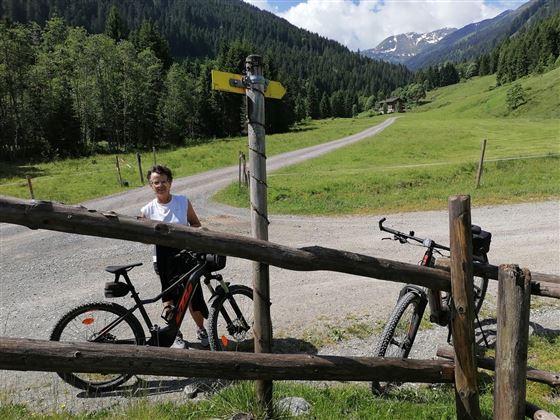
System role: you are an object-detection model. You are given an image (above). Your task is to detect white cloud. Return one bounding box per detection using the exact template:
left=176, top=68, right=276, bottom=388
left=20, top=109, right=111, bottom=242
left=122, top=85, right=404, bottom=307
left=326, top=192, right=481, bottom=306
left=251, top=0, right=522, bottom=51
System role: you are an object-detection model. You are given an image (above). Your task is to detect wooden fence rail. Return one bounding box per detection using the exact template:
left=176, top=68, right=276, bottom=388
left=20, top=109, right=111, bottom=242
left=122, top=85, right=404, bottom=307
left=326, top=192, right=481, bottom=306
left=0, top=196, right=451, bottom=290
left=0, top=338, right=455, bottom=383
left=435, top=258, right=560, bottom=300
left=436, top=346, right=560, bottom=388
left=2, top=196, right=560, bottom=299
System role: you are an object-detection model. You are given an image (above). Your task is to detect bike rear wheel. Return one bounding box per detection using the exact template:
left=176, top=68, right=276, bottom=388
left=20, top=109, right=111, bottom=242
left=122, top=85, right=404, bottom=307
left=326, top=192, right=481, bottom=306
left=472, top=253, right=489, bottom=314
left=50, top=302, right=145, bottom=392
left=372, top=291, right=425, bottom=395
left=208, top=285, right=254, bottom=352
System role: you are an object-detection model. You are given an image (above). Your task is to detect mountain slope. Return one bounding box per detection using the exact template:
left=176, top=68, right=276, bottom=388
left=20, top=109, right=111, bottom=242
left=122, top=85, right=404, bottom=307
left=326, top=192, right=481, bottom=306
left=407, top=0, right=560, bottom=69
left=362, top=28, right=456, bottom=64
left=0, top=0, right=411, bottom=97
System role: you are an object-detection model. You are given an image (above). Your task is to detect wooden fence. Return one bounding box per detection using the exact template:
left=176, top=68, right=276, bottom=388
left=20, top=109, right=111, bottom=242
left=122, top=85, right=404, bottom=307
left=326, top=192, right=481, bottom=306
left=0, top=195, right=558, bottom=419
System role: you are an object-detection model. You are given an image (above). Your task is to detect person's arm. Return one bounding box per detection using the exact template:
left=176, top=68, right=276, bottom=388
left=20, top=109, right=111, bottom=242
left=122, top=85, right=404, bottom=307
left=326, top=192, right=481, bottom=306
left=187, top=201, right=201, bottom=227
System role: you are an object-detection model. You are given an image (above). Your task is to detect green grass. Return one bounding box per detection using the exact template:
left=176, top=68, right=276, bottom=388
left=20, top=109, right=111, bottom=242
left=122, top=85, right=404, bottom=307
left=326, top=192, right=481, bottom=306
left=2, top=356, right=558, bottom=419
left=2, top=324, right=557, bottom=419
left=217, top=68, right=560, bottom=215
left=0, top=117, right=387, bottom=204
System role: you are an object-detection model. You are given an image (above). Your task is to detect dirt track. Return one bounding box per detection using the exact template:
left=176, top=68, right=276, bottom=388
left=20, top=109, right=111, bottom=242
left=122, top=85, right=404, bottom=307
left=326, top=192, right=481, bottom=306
left=0, top=117, right=558, bottom=412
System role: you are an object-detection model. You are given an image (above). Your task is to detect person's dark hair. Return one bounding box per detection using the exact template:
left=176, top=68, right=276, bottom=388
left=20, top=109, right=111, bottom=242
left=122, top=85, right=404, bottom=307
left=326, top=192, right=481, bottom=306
left=147, top=165, right=173, bottom=182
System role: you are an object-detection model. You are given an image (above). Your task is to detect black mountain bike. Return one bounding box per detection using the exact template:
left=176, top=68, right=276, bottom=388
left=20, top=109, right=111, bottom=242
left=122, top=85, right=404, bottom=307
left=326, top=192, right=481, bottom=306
left=50, top=251, right=254, bottom=392
left=372, top=218, right=491, bottom=395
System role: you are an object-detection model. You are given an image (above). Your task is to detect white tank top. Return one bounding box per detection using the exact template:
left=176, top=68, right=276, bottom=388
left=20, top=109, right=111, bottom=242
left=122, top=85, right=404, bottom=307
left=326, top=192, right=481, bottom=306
left=141, top=195, right=189, bottom=225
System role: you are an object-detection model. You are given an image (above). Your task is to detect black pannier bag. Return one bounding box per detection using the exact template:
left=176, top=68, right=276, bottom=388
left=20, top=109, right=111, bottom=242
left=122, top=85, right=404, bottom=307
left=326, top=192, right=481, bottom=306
left=472, top=228, right=492, bottom=256
left=206, top=253, right=226, bottom=271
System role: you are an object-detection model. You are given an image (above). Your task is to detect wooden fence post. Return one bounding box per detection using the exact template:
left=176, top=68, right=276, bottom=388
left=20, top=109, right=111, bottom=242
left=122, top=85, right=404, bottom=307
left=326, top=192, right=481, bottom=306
left=494, top=265, right=531, bottom=420
left=238, top=151, right=244, bottom=190
left=136, top=153, right=144, bottom=184
left=26, top=175, right=35, bottom=199
left=115, top=156, right=123, bottom=186
left=245, top=54, right=273, bottom=413
left=448, top=195, right=481, bottom=420
left=475, top=139, right=487, bottom=189
left=152, top=146, right=157, bottom=166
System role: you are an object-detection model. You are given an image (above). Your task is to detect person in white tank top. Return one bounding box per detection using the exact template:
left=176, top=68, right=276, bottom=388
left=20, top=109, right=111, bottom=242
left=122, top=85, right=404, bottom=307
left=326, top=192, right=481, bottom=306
left=140, top=165, right=208, bottom=349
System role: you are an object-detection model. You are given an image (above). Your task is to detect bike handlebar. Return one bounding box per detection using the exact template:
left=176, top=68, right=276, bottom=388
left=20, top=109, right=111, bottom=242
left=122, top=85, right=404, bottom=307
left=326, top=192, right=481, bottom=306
left=174, top=250, right=226, bottom=272
left=378, top=217, right=450, bottom=251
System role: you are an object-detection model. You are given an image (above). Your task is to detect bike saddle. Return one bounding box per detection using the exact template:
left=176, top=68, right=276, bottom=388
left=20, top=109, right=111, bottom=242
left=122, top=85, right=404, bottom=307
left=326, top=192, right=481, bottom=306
left=105, top=262, right=143, bottom=274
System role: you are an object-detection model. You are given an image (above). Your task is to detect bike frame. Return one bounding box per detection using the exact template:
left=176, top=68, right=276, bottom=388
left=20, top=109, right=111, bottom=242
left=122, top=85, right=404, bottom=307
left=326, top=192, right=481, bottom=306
left=94, top=257, right=219, bottom=345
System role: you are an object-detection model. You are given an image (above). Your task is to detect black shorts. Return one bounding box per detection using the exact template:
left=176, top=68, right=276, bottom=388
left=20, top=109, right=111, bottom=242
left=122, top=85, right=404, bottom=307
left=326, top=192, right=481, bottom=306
left=154, top=245, right=208, bottom=319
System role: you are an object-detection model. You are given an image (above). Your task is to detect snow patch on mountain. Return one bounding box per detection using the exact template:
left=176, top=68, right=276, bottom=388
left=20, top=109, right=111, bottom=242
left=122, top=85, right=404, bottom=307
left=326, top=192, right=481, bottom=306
left=362, top=27, right=456, bottom=64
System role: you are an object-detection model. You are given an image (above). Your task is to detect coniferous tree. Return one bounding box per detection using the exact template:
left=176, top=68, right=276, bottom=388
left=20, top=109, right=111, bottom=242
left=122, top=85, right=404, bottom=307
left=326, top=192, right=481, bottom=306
left=104, top=5, right=128, bottom=41
left=305, top=82, right=320, bottom=119
left=130, top=20, right=171, bottom=69
left=319, top=92, right=331, bottom=118
left=330, top=91, right=345, bottom=118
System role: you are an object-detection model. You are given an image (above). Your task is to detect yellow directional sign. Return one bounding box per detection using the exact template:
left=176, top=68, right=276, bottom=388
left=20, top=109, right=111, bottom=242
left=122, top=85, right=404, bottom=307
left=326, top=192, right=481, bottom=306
left=265, top=79, right=287, bottom=100
left=211, top=70, right=286, bottom=99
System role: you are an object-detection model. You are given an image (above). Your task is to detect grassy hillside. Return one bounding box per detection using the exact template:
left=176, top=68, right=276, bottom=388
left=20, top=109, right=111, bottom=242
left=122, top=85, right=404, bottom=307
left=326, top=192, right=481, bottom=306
left=217, top=68, right=560, bottom=215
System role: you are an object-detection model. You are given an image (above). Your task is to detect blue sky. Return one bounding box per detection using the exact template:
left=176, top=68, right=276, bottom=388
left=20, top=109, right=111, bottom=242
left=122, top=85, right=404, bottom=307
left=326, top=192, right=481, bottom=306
left=243, top=0, right=526, bottom=51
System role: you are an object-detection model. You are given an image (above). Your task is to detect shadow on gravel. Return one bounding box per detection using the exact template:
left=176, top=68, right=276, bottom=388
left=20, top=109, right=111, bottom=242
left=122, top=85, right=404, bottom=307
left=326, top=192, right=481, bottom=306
left=74, top=338, right=316, bottom=399
left=475, top=317, right=559, bottom=350
left=273, top=337, right=318, bottom=355
left=77, top=377, right=231, bottom=399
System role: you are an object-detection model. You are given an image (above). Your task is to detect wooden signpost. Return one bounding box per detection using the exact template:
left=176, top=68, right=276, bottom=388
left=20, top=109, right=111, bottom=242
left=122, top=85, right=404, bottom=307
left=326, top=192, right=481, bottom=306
left=211, top=55, right=286, bottom=413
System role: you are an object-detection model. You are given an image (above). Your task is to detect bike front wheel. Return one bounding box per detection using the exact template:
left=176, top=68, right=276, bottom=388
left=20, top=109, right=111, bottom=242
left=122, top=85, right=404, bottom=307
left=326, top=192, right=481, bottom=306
left=50, top=301, right=145, bottom=392
left=208, top=285, right=254, bottom=352
left=372, top=291, right=425, bottom=395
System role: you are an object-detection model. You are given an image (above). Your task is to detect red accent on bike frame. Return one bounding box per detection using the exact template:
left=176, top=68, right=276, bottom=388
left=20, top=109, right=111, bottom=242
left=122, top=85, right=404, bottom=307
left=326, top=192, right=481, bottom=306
left=175, top=283, right=193, bottom=326
left=422, top=254, right=431, bottom=265
left=221, top=335, right=229, bottom=348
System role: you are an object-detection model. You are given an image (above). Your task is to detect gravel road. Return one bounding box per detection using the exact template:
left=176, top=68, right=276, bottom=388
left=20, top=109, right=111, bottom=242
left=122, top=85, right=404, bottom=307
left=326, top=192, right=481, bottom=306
left=1, top=117, right=558, bottom=412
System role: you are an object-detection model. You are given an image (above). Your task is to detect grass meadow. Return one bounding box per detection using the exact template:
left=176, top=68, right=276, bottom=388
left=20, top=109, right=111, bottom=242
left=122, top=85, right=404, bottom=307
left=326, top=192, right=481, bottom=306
left=0, top=117, right=386, bottom=204
left=217, top=68, right=560, bottom=214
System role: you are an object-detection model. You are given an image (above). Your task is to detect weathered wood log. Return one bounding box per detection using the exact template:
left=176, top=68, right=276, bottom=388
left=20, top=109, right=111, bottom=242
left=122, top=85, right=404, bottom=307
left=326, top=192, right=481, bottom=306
left=437, top=346, right=560, bottom=387
left=245, top=54, right=273, bottom=410
left=494, top=265, right=532, bottom=420
left=0, top=196, right=452, bottom=291
left=0, top=337, right=455, bottom=383
left=435, top=258, right=560, bottom=300
left=448, top=195, right=481, bottom=420
left=525, top=402, right=560, bottom=420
